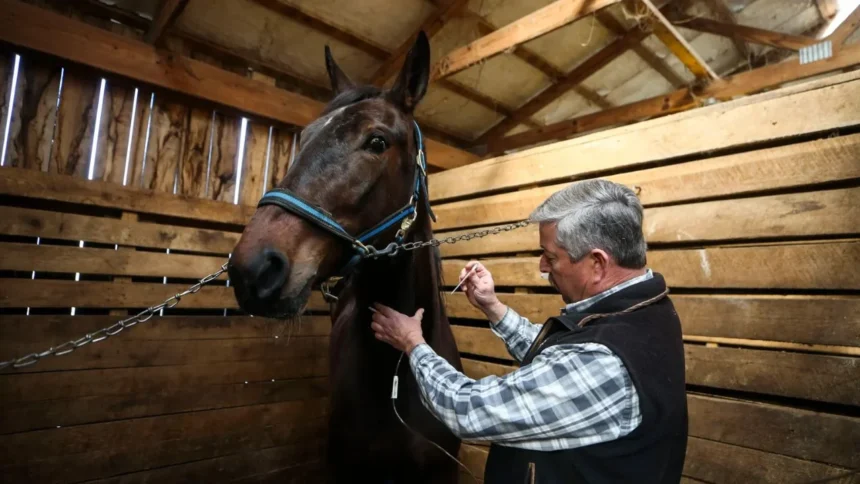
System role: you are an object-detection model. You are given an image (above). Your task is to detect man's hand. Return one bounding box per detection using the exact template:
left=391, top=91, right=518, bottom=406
left=458, top=261, right=508, bottom=323
left=370, top=303, right=426, bottom=354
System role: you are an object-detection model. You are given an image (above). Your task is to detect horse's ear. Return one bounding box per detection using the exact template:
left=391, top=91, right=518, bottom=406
left=325, top=45, right=355, bottom=95
left=388, top=30, right=430, bottom=113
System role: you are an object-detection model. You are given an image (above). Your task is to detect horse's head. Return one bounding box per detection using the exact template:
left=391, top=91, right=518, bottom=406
left=228, top=32, right=433, bottom=319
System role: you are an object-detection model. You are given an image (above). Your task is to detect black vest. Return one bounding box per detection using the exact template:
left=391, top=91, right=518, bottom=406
left=483, top=272, right=688, bottom=484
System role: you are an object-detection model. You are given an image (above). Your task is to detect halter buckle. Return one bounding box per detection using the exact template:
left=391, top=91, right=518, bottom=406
left=321, top=277, right=342, bottom=303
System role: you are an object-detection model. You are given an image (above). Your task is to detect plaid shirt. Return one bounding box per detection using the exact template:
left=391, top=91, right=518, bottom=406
left=408, top=270, right=653, bottom=451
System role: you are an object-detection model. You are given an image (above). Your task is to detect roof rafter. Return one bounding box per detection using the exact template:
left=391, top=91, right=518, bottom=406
left=252, top=0, right=529, bottom=133
left=472, top=15, right=614, bottom=109
left=637, top=0, right=720, bottom=80
left=828, top=5, right=860, bottom=47
left=676, top=17, right=819, bottom=51
left=489, top=40, right=860, bottom=153
left=144, top=0, right=188, bottom=45
left=430, top=0, right=621, bottom=82
left=476, top=18, right=653, bottom=144
left=370, top=0, right=468, bottom=86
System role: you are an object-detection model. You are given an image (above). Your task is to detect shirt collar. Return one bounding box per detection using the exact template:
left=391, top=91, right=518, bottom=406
left=561, top=268, right=654, bottom=314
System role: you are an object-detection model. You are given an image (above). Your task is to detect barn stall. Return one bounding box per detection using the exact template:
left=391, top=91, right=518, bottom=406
left=0, top=0, right=858, bottom=482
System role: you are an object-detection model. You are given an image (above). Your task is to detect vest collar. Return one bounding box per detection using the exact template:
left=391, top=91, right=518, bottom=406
left=561, top=269, right=654, bottom=315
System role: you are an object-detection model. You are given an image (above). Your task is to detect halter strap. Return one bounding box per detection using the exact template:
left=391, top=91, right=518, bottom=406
left=255, top=120, right=432, bottom=280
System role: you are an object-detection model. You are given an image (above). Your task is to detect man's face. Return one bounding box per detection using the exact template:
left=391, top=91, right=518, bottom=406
left=538, top=222, right=595, bottom=304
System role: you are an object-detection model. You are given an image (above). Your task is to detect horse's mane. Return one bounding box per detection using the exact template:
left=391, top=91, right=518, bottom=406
left=323, top=86, right=385, bottom=114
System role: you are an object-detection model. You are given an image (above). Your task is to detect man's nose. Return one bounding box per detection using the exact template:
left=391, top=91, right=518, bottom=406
left=228, top=247, right=291, bottom=302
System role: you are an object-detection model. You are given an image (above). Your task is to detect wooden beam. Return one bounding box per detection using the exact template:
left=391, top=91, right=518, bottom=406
left=478, top=25, right=651, bottom=142
left=371, top=0, right=468, bottom=85
left=488, top=88, right=695, bottom=152
left=640, top=0, right=719, bottom=80
left=144, top=0, right=188, bottom=44
left=678, top=17, right=819, bottom=51
left=595, top=10, right=686, bottom=87
left=490, top=41, right=860, bottom=152
left=0, top=0, right=477, bottom=169
left=473, top=16, right=613, bottom=109
left=829, top=5, right=860, bottom=46
left=249, top=0, right=389, bottom=58
left=430, top=0, right=620, bottom=81
left=428, top=68, right=860, bottom=201
left=701, top=0, right=751, bottom=60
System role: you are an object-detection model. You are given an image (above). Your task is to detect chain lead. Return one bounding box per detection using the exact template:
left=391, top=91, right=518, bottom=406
left=0, top=262, right=230, bottom=371
left=1, top=221, right=529, bottom=371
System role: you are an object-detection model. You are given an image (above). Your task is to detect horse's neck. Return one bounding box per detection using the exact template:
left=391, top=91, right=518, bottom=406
left=335, top=213, right=446, bottom=350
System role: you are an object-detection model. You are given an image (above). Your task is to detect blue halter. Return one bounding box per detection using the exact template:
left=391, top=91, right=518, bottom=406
left=256, top=121, right=435, bottom=301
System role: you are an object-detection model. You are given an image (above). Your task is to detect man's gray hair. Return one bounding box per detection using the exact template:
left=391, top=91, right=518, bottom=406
left=529, top=179, right=647, bottom=268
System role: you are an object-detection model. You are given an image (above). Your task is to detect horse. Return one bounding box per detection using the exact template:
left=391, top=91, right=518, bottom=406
left=227, top=31, right=464, bottom=483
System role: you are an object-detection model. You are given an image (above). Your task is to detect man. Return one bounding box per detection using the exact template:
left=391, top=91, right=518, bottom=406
left=371, top=179, right=688, bottom=483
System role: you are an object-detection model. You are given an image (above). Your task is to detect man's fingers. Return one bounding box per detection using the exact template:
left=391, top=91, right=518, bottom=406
left=414, top=308, right=424, bottom=320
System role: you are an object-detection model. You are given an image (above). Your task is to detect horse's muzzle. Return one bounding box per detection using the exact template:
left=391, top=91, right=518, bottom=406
left=228, top=246, right=291, bottom=314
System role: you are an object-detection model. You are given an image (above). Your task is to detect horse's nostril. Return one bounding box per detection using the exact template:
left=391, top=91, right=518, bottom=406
left=254, top=248, right=289, bottom=300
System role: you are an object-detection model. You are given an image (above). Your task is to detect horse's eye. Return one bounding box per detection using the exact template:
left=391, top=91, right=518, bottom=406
left=366, top=136, right=387, bottom=154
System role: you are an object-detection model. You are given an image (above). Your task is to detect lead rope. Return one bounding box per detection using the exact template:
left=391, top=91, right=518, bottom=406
left=391, top=351, right=480, bottom=483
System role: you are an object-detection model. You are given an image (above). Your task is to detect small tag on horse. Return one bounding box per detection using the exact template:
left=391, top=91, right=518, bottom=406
left=391, top=375, right=399, bottom=399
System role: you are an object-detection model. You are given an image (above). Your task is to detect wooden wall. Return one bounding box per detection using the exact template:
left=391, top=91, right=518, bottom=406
left=427, top=70, right=860, bottom=483
left=0, top=45, right=329, bottom=483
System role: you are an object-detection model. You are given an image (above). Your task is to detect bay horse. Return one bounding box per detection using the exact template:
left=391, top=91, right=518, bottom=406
left=227, top=31, right=464, bottom=483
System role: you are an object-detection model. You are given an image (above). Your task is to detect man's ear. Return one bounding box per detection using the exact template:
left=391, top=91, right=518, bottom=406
left=387, top=30, right=430, bottom=112
left=325, top=45, right=355, bottom=95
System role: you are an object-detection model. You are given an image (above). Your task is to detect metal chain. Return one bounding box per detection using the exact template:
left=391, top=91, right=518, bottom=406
left=0, top=262, right=230, bottom=371
left=363, top=220, right=531, bottom=258
left=1, top=221, right=529, bottom=370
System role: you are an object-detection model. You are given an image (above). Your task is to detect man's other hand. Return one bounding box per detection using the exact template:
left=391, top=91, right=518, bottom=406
left=370, top=303, right=426, bottom=354
left=459, top=261, right=508, bottom=323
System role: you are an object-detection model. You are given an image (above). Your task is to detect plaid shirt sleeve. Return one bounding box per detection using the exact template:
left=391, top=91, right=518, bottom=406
left=487, top=306, right=542, bottom=362
left=407, top=336, right=641, bottom=451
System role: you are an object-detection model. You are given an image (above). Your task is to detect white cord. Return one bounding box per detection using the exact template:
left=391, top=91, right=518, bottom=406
left=392, top=351, right=479, bottom=483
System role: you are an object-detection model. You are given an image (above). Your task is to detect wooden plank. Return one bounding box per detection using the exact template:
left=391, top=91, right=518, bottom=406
left=678, top=17, right=818, bottom=51
left=435, top=187, right=860, bottom=257
left=0, top=242, right=229, bottom=279
left=0, top=374, right=328, bottom=434
left=1, top=334, right=328, bottom=374
left=458, top=444, right=488, bottom=481
left=433, top=132, right=860, bottom=230
left=177, top=107, right=215, bottom=198
left=84, top=442, right=325, bottom=484
left=0, top=52, right=24, bottom=168
left=0, top=279, right=328, bottom=311
left=10, top=55, right=61, bottom=171
left=371, top=0, right=469, bottom=85
left=0, top=399, right=328, bottom=483
left=441, top=241, right=860, bottom=289
left=240, top=120, right=271, bottom=206
left=0, top=167, right=254, bottom=224
left=429, top=71, right=860, bottom=201
left=685, top=436, right=853, bottom=483
left=478, top=25, right=651, bottom=143
left=99, top=83, right=146, bottom=185
left=0, top=206, right=240, bottom=253
left=447, top=292, right=860, bottom=348
left=47, top=67, right=98, bottom=177
left=266, top=126, right=293, bottom=190
left=688, top=394, right=860, bottom=469
left=686, top=345, right=860, bottom=406
left=208, top=112, right=242, bottom=203
left=139, top=98, right=188, bottom=193
left=0, top=315, right=330, bottom=347
left=0, top=53, right=10, bottom=164
left=429, top=0, right=620, bottom=81
left=0, top=356, right=329, bottom=403
left=0, top=0, right=477, bottom=170
left=452, top=325, right=509, bottom=360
